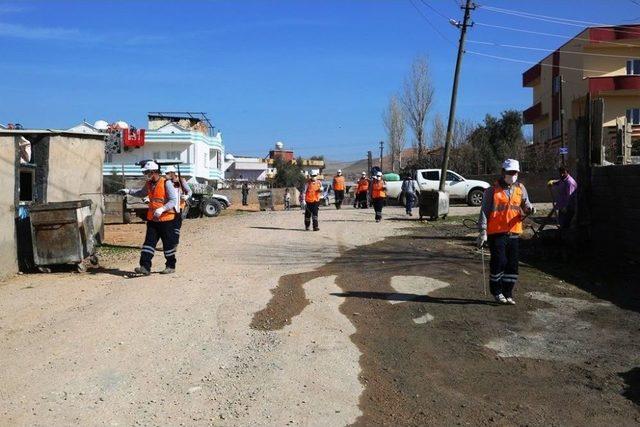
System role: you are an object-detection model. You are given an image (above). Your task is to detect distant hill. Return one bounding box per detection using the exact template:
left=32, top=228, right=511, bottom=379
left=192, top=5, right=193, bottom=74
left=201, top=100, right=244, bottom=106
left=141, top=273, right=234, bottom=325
left=324, top=148, right=418, bottom=179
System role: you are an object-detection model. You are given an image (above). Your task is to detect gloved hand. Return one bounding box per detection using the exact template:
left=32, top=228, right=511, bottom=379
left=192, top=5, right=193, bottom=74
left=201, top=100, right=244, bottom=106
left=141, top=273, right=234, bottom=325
left=477, top=231, right=487, bottom=249
left=180, top=195, right=189, bottom=201
left=153, top=207, right=165, bottom=219
left=547, top=179, right=557, bottom=187
left=117, top=188, right=130, bottom=195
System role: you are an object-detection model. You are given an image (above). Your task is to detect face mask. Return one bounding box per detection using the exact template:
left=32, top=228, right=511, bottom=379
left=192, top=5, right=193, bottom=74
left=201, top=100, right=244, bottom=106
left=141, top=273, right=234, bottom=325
left=504, top=174, right=518, bottom=185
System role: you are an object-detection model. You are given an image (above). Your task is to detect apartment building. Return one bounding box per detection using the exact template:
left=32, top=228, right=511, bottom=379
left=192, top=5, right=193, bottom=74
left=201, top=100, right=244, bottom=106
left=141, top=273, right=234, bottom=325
left=522, top=24, right=640, bottom=162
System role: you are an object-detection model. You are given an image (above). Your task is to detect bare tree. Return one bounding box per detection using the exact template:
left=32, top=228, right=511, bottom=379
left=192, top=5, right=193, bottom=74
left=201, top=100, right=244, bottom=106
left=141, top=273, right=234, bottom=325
left=430, top=113, right=446, bottom=148
left=400, top=56, right=435, bottom=160
left=382, top=95, right=405, bottom=172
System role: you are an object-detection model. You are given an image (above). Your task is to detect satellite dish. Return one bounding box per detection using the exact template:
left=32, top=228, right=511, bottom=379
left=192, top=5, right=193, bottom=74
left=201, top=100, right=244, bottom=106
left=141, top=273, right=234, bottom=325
left=114, top=121, right=129, bottom=129
left=275, top=141, right=284, bottom=149
left=94, top=120, right=109, bottom=130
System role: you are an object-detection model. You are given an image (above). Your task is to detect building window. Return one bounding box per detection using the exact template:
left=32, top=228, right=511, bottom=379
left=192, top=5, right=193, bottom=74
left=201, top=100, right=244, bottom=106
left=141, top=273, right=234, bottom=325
left=538, top=128, right=548, bottom=143
left=166, top=151, right=181, bottom=160
left=552, top=120, right=561, bottom=138
left=552, top=75, right=561, bottom=94
left=106, top=153, right=113, bottom=163
left=203, top=152, right=208, bottom=167
left=627, top=59, right=640, bottom=75
left=626, top=108, right=640, bottom=124
left=152, top=151, right=161, bottom=160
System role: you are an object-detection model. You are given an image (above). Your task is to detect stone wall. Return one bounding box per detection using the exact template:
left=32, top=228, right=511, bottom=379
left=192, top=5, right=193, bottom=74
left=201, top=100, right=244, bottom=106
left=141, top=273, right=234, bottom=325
left=0, top=136, right=18, bottom=280
left=590, top=164, right=640, bottom=260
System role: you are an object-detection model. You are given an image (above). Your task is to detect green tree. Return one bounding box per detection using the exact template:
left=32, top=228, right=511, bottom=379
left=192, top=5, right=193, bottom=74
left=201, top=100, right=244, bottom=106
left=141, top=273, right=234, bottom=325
left=469, top=110, right=525, bottom=174
left=272, top=158, right=305, bottom=188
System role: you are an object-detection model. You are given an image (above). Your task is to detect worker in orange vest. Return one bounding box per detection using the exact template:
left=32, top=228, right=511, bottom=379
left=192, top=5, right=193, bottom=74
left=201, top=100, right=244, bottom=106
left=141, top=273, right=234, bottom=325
left=302, top=170, right=323, bottom=231
left=119, top=161, right=179, bottom=276
left=477, top=159, right=535, bottom=305
left=354, top=171, right=369, bottom=208
left=369, top=171, right=387, bottom=222
left=164, top=166, right=192, bottom=246
left=332, top=169, right=346, bottom=210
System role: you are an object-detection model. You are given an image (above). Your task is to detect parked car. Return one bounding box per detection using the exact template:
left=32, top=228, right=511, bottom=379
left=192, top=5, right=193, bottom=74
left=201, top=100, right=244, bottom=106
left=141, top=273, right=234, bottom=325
left=386, top=169, right=490, bottom=206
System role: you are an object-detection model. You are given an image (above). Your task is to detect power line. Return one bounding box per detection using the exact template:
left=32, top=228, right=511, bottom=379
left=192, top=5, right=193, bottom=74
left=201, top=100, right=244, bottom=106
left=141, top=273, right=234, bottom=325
left=467, top=39, right=640, bottom=59
left=417, top=0, right=450, bottom=20
left=479, top=5, right=610, bottom=27
left=408, top=0, right=455, bottom=45
left=465, top=50, right=610, bottom=74
left=474, top=22, right=639, bottom=48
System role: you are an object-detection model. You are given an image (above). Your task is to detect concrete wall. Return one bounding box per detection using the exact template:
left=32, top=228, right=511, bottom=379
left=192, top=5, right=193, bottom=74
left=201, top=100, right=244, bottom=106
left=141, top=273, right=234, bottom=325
left=45, top=135, right=105, bottom=242
left=217, top=187, right=301, bottom=207
left=590, top=164, right=640, bottom=260
left=0, top=136, right=18, bottom=280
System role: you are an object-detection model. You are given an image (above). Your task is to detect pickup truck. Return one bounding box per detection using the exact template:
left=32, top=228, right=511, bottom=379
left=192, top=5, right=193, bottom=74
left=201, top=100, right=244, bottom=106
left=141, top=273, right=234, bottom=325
left=386, top=169, right=490, bottom=206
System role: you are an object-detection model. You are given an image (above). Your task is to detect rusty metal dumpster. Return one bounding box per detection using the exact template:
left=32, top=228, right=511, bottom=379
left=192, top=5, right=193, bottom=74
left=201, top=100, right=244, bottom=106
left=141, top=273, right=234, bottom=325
left=29, top=200, right=98, bottom=272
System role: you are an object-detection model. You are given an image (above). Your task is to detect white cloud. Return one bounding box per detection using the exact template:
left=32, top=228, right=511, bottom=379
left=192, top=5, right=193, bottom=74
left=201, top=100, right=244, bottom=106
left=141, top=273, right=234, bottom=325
left=0, top=22, right=82, bottom=41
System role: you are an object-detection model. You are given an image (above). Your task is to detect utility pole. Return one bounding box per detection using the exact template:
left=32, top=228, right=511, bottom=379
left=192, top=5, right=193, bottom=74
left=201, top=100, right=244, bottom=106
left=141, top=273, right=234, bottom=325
left=438, top=0, right=475, bottom=192
left=379, top=141, right=384, bottom=170
left=367, top=151, right=373, bottom=175
left=559, top=74, right=566, bottom=166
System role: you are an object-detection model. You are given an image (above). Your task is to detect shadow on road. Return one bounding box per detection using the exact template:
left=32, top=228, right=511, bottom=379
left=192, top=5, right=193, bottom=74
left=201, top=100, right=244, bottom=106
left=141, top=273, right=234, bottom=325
left=88, top=267, right=133, bottom=277
left=249, top=226, right=308, bottom=232
left=620, top=367, right=640, bottom=407
left=331, top=291, right=496, bottom=306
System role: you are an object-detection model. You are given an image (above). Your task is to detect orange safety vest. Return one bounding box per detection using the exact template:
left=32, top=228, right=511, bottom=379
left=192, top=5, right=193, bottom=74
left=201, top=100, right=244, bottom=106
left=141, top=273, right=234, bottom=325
left=487, top=182, right=523, bottom=235
left=333, top=175, right=345, bottom=191
left=305, top=180, right=322, bottom=203
left=146, top=177, right=176, bottom=222
left=357, top=178, right=369, bottom=193
left=371, top=179, right=386, bottom=199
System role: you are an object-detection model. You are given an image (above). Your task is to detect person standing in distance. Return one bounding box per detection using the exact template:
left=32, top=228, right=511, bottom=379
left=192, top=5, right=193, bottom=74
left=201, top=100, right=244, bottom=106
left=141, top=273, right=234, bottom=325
left=370, top=171, right=387, bottom=222
left=241, top=182, right=250, bottom=206
left=401, top=174, right=419, bottom=216
left=477, top=159, right=535, bottom=305
left=303, top=171, right=323, bottom=231
left=164, top=166, right=192, bottom=245
left=355, top=171, right=369, bottom=208
left=332, top=169, right=345, bottom=210
left=119, top=161, right=179, bottom=275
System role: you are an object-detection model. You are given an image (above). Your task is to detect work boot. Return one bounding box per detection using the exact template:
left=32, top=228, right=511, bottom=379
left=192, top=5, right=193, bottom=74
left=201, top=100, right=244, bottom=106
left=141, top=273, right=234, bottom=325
left=505, top=297, right=516, bottom=305
left=313, top=227, right=320, bottom=231
left=494, top=293, right=508, bottom=304
left=134, top=266, right=151, bottom=276
left=160, top=267, right=175, bottom=274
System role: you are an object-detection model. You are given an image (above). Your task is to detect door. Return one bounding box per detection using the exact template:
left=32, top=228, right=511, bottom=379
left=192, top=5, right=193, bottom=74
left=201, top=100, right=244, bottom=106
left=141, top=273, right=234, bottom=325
left=419, top=170, right=440, bottom=191
left=444, top=171, right=467, bottom=198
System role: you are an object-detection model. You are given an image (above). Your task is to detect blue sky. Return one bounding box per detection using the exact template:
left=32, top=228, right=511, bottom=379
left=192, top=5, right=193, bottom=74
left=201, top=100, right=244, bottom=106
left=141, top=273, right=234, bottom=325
left=0, top=0, right=637, bottom=160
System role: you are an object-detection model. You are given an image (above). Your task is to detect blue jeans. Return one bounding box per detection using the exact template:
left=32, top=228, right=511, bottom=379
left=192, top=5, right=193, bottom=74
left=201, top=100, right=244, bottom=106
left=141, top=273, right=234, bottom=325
left=405, top=193, right=415, bottom=214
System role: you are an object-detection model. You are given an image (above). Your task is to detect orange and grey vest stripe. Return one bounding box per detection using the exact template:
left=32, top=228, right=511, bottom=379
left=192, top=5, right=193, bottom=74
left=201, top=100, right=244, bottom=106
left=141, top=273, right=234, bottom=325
left=371, top=179, right=386, bottom=199
left=487, top=182, right=523, bottom=235
left=146, top=177, right=176, bottom=222
left=305, top=180, right=322, bottom=203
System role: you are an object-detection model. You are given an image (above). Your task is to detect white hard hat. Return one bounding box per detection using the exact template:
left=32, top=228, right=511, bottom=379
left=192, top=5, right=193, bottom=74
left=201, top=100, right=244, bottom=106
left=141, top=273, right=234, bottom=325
left=141, top=161, right=160, bottom=172
left=164, top=165, right=177, bottom=174
left=337, top=169, right=342, bottom=174
left=361, top=171, right=366, bottom=175
left=310, top=170, right=318, bottom=177
left=502, top=159, right=520, bottom=172
left=376, top=171, right=383, bottom=177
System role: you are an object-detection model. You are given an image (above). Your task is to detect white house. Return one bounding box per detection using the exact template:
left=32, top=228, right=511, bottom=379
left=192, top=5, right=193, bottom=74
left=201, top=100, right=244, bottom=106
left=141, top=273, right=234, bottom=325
left=74, top=113, right=225, bottom=184
left=223, top=154, right=269, bottom=182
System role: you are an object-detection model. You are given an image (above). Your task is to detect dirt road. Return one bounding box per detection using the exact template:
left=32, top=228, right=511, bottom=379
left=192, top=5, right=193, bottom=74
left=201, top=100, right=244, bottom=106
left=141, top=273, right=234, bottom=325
left=0, top=205, right=637, bottom=426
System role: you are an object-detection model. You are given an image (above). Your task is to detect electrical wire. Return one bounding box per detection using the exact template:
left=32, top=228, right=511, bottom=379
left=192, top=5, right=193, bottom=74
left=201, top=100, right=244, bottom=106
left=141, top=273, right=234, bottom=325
left=417, top=0, right=451, bottom=20
left=408, top=0, right=456, bottom=45
left=474, top=22, right=638, bottom=48
left=464, top=50, right=610, bottom=74
left=479, top=5, right=610, bottom=27
left=467, top=39, right=640, bottom=59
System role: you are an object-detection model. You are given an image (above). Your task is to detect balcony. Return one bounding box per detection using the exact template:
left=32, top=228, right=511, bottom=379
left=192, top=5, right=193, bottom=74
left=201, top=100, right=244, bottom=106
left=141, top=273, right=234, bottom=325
left=589, top=25, right=640, bottom=44
left=522, top=102, right=547, bottom=124
left=522, top=63, right=541, bottom=87
left=589, top=75, right=640, bottom=95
